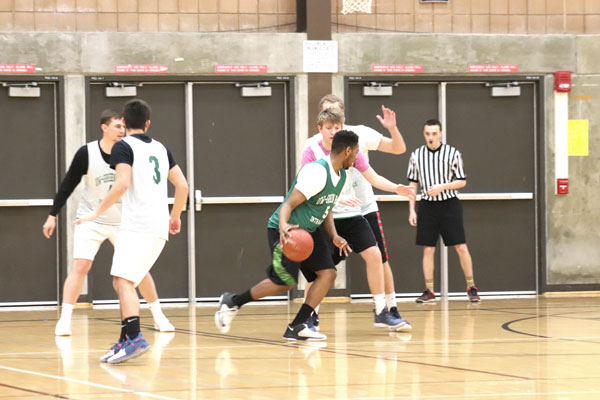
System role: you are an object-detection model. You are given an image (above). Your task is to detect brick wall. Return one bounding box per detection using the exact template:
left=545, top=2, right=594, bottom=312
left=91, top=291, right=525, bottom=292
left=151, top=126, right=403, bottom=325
left=0, top=0, right=599, bottom=33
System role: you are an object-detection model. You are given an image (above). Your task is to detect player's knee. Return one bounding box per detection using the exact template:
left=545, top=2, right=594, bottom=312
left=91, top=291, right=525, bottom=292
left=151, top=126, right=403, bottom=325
left=72, top=260, right=92, bottom=276
left=317, top=268, right=337, bottom=283
left=361, top=246, right=383, bottom=265
left=423, top=246, right=436, bottom=256
left=455, top=244, right=469, bottom=255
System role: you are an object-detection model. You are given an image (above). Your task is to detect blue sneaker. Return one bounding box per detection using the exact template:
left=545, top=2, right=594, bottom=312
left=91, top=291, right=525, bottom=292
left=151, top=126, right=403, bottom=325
left=107, top=333, right=150, bottom=364
left=389, top=307, right=412, bottom=332
left=373, top=309, right=407, bottom=331
left=99, top=338, right=126, bottom=363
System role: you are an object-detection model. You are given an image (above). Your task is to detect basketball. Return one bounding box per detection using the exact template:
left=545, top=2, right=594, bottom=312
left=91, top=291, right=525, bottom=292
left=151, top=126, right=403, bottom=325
left=281, top=228, right=314, bottom=262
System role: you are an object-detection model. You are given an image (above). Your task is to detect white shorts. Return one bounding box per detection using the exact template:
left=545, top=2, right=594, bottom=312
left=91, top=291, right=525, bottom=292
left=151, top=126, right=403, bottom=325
left=73, top=222, right=119, bottom=260
left=110, top=231, right=166, bottom=287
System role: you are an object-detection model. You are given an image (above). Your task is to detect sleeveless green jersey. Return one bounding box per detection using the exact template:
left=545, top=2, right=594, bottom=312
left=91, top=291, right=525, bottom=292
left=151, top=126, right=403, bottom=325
left=268, top=158, right=346, bottom=233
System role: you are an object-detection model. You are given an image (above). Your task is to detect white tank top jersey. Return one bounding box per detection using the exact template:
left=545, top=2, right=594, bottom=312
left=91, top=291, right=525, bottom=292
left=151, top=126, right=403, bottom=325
left=305, top=123, right=383, bottom=216
left=76, top=141, right=122, bottom=225
left=119, top=136, right=170, bottom=240
left=344, top=124, right=383, bottom=215
left=309, top=141, right=362, bottom=219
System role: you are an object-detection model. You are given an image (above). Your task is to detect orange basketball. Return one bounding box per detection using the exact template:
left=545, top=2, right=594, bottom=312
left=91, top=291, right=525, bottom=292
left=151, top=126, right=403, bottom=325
left=282, top=228, right=314, bottom=262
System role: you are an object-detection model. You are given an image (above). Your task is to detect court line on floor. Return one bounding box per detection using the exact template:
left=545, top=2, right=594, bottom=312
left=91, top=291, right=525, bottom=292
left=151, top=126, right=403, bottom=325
left=0, top=381, right=73, bottom=399
left=358, top=389, right=600, bottom=399
left=0, top=365, right=182, bottom=400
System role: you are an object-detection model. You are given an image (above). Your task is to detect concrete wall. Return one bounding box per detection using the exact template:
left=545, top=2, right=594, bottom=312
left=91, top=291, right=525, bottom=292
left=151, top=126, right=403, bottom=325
left=1, top=31, right=598, bottom=289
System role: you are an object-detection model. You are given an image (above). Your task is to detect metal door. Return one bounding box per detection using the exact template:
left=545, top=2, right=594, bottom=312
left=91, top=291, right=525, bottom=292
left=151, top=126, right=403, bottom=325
left=445, top=82, right=537, bottom=294
left=346, top=78, right=539, bottom=298
left=346, top=82, right=439, bottom=297
left=192, top=80, right=291, bottom=299
left=0, top=80, right=60, bottom=304
left=87, top=81, right=188, bottom=302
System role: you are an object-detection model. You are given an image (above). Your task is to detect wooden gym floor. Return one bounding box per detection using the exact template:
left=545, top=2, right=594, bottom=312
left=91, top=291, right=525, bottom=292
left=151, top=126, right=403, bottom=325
left=0, top=296, right=599, bottom=399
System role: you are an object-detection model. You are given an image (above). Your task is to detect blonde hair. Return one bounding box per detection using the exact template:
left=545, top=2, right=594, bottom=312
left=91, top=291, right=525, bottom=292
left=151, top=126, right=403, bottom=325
left=317, top=108, right=344, bottom=126
left=318, top=94, right=345, bottom=112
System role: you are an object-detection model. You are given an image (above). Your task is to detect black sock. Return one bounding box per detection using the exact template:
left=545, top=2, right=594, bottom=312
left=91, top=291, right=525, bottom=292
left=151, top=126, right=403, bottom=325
left=119, top=320, right=127, bottom=341
left=290, top=304, right=314, bottom=327
left=125, top=316, right=140, bottom=340
left=233, top=290, right=253, bottom=307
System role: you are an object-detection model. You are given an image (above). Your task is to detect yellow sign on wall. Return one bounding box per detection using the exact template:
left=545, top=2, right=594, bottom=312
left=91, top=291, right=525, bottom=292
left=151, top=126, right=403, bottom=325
left=568, top=120, right=589, bottom=156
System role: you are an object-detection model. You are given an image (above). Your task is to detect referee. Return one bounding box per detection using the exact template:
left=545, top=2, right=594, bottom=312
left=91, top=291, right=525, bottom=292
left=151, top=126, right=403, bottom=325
left=407, top=119, right=480, bottom=303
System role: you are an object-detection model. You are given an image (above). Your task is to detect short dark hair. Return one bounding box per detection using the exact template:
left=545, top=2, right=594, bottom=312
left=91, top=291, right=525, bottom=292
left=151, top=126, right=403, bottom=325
left=425, top=119, right=442, bottom=130
left=123, top=99, right=151, bottom=130
left=99, top=109, right=122, bottom=126
left=331, top=130, right=358, bottom=154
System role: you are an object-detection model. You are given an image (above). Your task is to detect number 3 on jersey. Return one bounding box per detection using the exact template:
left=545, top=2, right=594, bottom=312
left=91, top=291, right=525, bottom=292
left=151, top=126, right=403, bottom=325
left=149, top=156, right=161, bottom=184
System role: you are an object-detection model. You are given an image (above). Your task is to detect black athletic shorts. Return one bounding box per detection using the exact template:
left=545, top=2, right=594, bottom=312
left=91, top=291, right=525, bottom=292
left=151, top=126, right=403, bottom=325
left=331, top=215, right=377, bottom=265
left=364, top=211, right=388, bottom=263
left=266, top=227, right=335, bottom=286
left=416, top=197, right=466, bottom=247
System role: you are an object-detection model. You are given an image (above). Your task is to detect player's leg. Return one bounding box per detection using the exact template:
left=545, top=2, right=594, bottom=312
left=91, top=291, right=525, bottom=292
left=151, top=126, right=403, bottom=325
left=415, top=201, right=439, bottom=303
left=56, top=222, right=107, bottom=336
left=105, top=234, right=164, bottom=364
left=137, top=273, right=174, bottom=332
left=215, top=228, right=297, bottom=333
left=440, top=198, right=480, bottom=302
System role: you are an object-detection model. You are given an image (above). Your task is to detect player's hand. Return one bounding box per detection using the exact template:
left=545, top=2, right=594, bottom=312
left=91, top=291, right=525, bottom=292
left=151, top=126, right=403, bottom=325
left=74, top=211, right=98, bottom=225
left=426, top=184, right=444, bottom=197
left=376, top=105, right=397, bottom=131
left=42, top=215, right=56, bottom=238
left=279, top=223, right=299, bottom=245
left=337, top=196, right=362, bottom=208
left=169, top=216, right=181, bottom=234
left=396, top=185, right=416, bottom=200
left=409, top=211, right=417, bottom=227
left=333, top=235, right=352, bottom=257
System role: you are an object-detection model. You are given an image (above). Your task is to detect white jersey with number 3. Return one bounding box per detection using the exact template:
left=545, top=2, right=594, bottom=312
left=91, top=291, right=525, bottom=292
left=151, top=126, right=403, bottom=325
left=120, top=136, right=170, bottom=239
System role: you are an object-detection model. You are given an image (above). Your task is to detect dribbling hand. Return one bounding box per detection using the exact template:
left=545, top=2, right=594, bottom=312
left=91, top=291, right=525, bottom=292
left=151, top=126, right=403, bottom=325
left=279, top=223, right=299, bottom=245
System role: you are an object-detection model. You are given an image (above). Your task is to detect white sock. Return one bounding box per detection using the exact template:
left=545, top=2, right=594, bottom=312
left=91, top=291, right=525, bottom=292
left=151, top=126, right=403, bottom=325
left=60, top=303, right=74, bottom=321
left=148, top=300, right=165, bottom=320
left=373, top=294, right=386, bottom=314
left=385, top=293, right=397, bottom=310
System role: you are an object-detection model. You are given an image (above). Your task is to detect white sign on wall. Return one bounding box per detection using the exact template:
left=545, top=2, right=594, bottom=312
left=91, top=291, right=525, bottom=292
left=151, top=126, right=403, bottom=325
left=303, top=40, right=338, bottom=73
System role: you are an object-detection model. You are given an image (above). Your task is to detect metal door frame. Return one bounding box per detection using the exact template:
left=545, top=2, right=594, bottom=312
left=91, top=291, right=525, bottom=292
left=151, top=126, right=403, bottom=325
left=85, top=75, right=296, bottom=303
left=345, top=75, right=546, bottom=297
left=0, top=75, right=65, bottom=306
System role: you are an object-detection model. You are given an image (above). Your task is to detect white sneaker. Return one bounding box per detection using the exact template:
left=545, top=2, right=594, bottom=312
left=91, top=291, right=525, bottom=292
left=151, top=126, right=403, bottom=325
left=214, top=292, right=239, bottom=333
left=153, top=316, right=175, bottom=332
left=55, top=319, right=72, bottom=336
left=283, top=323, right=327, bottom=341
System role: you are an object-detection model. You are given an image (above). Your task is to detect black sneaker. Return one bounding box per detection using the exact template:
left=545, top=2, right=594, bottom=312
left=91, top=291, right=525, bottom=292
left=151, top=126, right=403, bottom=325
left=416, top=289, right=436, bottom=303
left=467, top=286, right=481, bottom=302
left=283, top=323, right=327, bottom=341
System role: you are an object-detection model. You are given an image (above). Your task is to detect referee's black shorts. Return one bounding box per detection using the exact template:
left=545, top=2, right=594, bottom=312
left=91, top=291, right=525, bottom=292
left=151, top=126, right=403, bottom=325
left=416, top=197, right=466, bottom=247
left=331, top=215, right=377, bottom=265
left=266, top=227, right=335, bottom=286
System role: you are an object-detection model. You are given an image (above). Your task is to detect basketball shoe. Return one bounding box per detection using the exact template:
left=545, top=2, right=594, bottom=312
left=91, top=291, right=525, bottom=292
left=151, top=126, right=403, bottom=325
left=307, top=311, right=320, bottom=332
left=107, top=333, right=150, bottom=364
left=100, top=338, right=126, bottom=362
left=416, top=289, right=436, bottom=303
left=215, top=292, right=239, bottom=333
left=55, top=318, right=72, bottom=336
left=283, top=322, right=327, bottom=341
left=374, top=309, right=407, bottom=331
left=389, top=307, right=413, bottom=332
left=153, top=316, right=175, bottom=332
left=467, top=286, right=481, bottom=302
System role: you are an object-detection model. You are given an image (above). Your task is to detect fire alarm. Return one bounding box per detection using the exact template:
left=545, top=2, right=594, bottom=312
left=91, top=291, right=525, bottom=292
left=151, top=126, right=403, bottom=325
left=554, top=71, right=571, bottom=93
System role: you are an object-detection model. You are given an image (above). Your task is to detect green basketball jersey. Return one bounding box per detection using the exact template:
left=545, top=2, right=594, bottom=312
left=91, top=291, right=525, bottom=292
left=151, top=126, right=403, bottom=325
left=268, top=158, right=346, bottom=233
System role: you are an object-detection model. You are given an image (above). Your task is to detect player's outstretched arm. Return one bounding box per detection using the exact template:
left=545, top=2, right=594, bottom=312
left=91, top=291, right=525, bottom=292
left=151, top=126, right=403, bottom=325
left=376, top=105, right=406, bottom=154
left=167, top=165, right=189, bottom=234
left=361, top=167, right=412, bottom=198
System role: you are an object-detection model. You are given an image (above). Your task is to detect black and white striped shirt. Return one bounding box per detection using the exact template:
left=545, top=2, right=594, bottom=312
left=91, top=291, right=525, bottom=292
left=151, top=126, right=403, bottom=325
left=407, top=144, right=466, bottom=201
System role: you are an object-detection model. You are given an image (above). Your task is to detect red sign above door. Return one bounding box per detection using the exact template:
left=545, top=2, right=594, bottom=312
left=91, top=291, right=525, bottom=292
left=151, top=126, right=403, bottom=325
left=372, top=64, right=423, bottom=73
left=215, top=65, right=268, bottom=73
left=469, top=64, right=519, bottom=73
left=0, top=64, right=36, bottom=73
left=114, top=64, right=169, bottom=73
